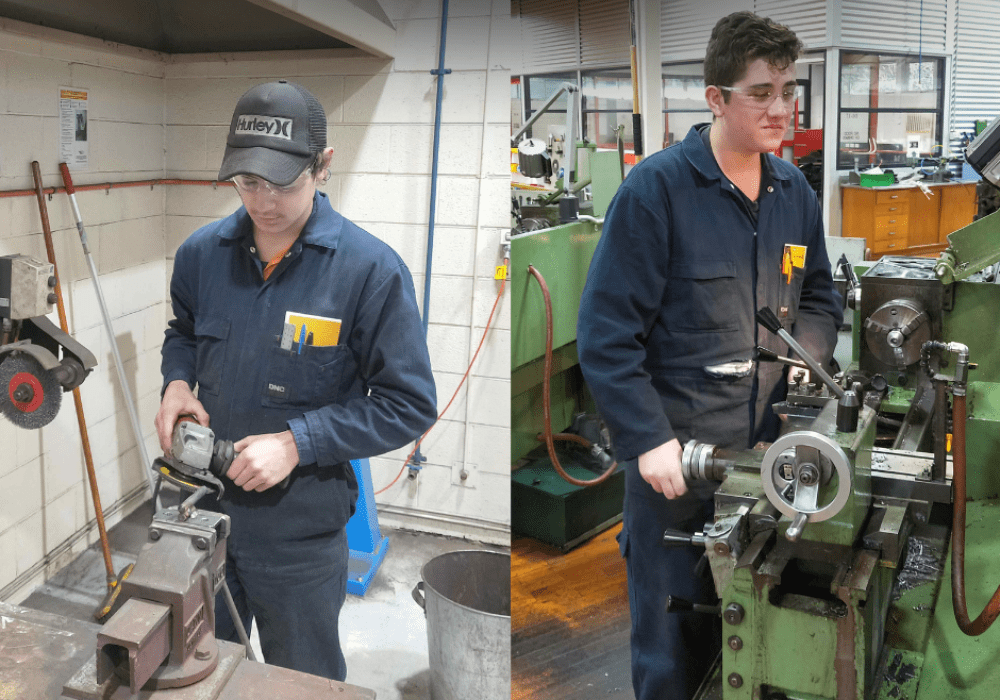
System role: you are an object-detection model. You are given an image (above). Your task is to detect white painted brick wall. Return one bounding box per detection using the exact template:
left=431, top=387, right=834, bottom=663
left=0, top=26, right=169, bottom=593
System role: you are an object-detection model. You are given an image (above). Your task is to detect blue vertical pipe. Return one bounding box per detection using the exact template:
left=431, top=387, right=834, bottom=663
left=411, top=0, right=451, bottom=470
left=423, top=0, right=451, bottom=336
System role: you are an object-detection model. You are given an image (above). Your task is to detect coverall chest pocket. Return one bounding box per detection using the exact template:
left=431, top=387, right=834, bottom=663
left=666, top=261, right=740, bottom=332
left=194, top=315, right=230, bottom=396
left=776, top=264, right=806, bottom=324
left=262, top=344, right=350, bottom=410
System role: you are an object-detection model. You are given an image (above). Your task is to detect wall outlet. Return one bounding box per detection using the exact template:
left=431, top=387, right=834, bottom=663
left=452, top=461, right=477, bottom=488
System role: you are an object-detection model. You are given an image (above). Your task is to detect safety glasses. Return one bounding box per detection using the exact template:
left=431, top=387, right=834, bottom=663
left=718, top=84, right=797, bottom=109
left=230, top=168, right=312, bottom=197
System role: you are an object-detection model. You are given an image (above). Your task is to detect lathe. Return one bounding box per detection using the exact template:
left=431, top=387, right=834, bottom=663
left=671, top=171, right=1000, bottom=697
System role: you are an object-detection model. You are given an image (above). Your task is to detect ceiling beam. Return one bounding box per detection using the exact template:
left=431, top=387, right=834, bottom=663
left=246, top=0, right=396, bottom=58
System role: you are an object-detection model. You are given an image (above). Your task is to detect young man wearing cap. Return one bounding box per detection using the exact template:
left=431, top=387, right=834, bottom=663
left=155, top=80, right=437, bottom=682
left=577, top=13, right=842, bottom=700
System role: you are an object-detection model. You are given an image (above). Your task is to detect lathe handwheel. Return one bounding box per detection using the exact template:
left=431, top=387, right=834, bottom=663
left=760, top=431, right=853, bottom=524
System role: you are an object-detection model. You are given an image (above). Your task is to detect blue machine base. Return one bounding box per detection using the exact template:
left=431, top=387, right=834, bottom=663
left=345, top=458, right=389, bottom=596
left=347, top=536, right=390, bottom=596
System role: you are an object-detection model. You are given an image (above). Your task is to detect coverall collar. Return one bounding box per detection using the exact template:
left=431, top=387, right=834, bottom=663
left=682, top=123, right=792, bottom=185
left=216, top=190, right=344, bottom=251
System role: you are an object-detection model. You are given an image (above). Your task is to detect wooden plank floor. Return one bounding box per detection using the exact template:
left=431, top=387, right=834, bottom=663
left=512, top=523, right=635, bottom=700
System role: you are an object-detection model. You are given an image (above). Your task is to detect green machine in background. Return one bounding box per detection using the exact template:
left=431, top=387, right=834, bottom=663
left=510, top=120, right=628, bottom=549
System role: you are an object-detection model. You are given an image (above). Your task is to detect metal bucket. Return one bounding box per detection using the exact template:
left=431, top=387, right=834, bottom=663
left=412, top=550, right=511, bottom=700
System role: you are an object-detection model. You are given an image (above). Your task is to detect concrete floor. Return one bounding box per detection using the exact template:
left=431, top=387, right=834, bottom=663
left=20, top=496, right=508, bottom=700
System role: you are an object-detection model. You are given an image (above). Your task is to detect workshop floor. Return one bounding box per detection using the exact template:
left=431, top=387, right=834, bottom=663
left=511, top=523, right=633, bottom=699
left=19, top=498, right=507, bottom=700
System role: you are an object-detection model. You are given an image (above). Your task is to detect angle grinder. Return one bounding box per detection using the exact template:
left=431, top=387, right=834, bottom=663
left=154, top=417, right=290, bottom=498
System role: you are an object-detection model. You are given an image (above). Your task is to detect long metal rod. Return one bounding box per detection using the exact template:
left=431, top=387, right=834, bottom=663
left=773, top=327, right=846, bottom=400
left=221, top=580, right=257, bottom=662
left=422, top=0, right=451, bottom=338
left=31, top=161, right=115, bottom=586
left=59, top=163, right=159, bottom=507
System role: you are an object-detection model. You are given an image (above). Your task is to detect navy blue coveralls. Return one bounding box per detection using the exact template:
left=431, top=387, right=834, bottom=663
left=577, top=125, right=842, bottom=700
left=161, top=191, right=437, bottom=681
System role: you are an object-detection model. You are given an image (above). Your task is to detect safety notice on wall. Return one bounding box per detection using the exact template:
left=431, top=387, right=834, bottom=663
left=59, top=87, right=89, bottom=170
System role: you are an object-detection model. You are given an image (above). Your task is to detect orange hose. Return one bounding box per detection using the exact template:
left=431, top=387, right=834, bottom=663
left=527, top=265, right=617, bottom=487
left=374, top=261, right=509, bottom=495
left=951, top=392, right=1000, bottom=635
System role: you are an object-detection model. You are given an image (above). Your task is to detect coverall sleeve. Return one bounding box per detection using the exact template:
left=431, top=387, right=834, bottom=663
left=161, top=242, right=198, bottom=392
left=286, top=263, right=437, bottom=467
left=790, top=190, right=843, bottom=366
left=577, top=187, right=675, bottom=463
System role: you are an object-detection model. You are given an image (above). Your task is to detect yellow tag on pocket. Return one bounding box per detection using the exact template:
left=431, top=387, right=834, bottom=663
left=284, top=311, right=341, bottom=347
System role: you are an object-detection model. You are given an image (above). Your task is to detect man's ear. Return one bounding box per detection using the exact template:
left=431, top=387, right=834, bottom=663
left=705, top=85, right=725, bottom=118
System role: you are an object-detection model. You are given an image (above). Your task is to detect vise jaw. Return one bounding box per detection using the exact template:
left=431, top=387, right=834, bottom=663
left=96, top=506, right=230, bottom=693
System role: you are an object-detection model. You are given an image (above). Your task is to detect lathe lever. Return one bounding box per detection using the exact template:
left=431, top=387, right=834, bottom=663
left=662, top=529, right=706, bottom=548
left=665, top=595, right=721, bottom=616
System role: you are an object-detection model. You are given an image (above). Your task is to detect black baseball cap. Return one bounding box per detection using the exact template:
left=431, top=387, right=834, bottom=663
left=218, top=80, right=326, bottom=186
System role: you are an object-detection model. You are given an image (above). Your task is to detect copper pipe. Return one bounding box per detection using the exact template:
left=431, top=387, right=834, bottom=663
left=30, top=161, right=115, bottom=586
left=527, top=265, right=617, bottom=487
left=951, top=392, right=1000, bottom=635
left=0, top=177, right=232, bottom=199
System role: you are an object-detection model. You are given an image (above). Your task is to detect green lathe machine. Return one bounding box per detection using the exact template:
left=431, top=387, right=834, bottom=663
left=510, top=81, right=627, bottom=550
left=677, top=118, right=1000, bottom=699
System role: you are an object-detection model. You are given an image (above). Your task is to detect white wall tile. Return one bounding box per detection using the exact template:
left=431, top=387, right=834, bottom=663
left=39, top=407, right=86, bottom=502
left=442, top=18, right=491, bottom=72
left=467, top=376, right=509, bottom=428
left=67, top=63, right=122, bottom=121
left=0, top=114, right=43, bottom=183
left=0, top=459, right=43, bottom=532
left=433, top=176, right=478, bottom=227
left=485, top=68, right=510, bottom=123
left=426, top=323, right=471, bottom=374
left=364, top=222, right=427, bottom=274
left=43, top=486, right=80, bottom=549
left=291, top=75, right=347, bottom=123
left=165, top=184, right=240, bottom=218
left=482, top=123, right=510, bottom=177
left=477, top=176, right=509, bottom=229
left=165, top=214, right=216, bottom=258
left=440, top=72, right=486, bottom=123
left=165, top=78, right=260, bottom=126
left=429, top=226, right=476, bottom=278
left=428, top=275, right=473, bottom=326
left=473, top=275, right=510, bottom=330
left=468, top=423, right=510, bottom=475
left=328, top=124, right=391, bottom=175
left=392, top=19, right=439, bottom=72
left=6, top=53, right=67, bottom=116
left=0, top=414, right=18, bottom=478
left=15, top=511, right=44, bottom=576
left=340, top=174, right=430, bottom=226
left=470, top=328, right=509, bottom=381
left=344, top=72, right=436, bottom=125
left=0, top=526, right=17, bottom=589
left=166, top=126, right=208, bottom=172
left=119, top=72, right=164, bottom=125
left=436, top=124, right=484, bottom=176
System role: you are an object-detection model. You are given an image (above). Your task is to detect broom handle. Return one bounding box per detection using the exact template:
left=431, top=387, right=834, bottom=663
left=32, top=162, right=115, bottom=584
left=59, top=163, right=159, bottom=508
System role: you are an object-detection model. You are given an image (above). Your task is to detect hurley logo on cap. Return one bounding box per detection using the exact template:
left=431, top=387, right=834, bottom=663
left=235, top=115, right=293, bottom=140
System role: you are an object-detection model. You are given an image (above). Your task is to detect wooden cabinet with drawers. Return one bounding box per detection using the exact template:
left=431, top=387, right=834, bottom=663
left=841, top=182, right=978, bottom=257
